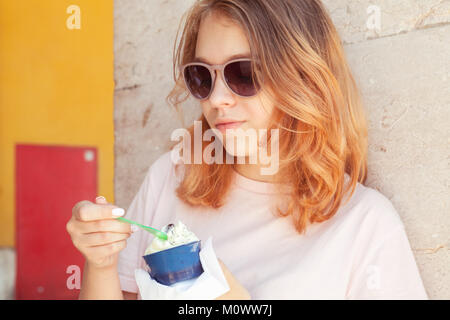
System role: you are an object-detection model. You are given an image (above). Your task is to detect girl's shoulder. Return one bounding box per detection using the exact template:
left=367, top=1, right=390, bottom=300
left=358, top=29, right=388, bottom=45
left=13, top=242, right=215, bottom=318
left=146, top=149, right=185, bottom=186
left=343, top=181, right=406, bottom=235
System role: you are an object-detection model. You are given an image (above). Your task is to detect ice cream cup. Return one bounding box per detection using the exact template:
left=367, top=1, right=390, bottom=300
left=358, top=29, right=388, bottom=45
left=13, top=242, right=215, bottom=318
left=142, top=240, right=204, bottom=286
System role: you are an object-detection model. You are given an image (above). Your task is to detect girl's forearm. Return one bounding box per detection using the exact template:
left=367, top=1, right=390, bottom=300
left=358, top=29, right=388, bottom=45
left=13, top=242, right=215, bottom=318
left=78, top=261, right=124, bottom=300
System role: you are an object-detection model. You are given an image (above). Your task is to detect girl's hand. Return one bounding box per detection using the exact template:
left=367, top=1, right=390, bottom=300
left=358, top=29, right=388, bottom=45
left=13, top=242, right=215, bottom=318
left=66, top=196, right=133, bottom=270
left=216, top=260, right=251, bottom=300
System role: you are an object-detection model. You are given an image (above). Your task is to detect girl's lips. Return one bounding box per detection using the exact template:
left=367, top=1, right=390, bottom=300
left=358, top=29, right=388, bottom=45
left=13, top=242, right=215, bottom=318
left=215, top=121, right=246, bottom=133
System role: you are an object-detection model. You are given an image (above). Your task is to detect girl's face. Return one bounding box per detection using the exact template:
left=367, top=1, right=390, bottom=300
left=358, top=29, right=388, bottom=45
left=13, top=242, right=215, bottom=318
left=195, top=12, right=275, bottom=158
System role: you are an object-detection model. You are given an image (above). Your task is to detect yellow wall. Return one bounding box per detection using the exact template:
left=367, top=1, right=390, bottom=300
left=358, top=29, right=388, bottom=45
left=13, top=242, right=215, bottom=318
left=0, top=0, right=114, bottom=246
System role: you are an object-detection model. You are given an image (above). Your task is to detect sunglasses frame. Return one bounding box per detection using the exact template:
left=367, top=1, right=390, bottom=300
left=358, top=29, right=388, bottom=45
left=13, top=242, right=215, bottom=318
left=179, top=58, right=260, bottom=101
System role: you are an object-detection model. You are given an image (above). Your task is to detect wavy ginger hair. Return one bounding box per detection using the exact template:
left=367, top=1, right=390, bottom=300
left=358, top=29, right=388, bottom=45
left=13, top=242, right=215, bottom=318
left=166, top=0, right=369, bottom=234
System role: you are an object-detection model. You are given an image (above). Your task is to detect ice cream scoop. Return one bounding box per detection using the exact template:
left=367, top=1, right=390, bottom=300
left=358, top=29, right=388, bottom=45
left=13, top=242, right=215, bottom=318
left=144, top=221, right=199, bottom=255
left=142, top=221, right=203, bottom=286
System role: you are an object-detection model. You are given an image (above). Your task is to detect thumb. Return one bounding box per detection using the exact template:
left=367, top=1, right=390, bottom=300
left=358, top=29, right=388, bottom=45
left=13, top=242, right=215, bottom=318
left=95, top=195, right=108, bottom=205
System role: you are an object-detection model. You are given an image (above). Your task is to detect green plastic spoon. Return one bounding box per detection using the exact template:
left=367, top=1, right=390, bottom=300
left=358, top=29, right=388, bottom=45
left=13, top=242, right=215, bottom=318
left=116, top=217, right=168, bottom=240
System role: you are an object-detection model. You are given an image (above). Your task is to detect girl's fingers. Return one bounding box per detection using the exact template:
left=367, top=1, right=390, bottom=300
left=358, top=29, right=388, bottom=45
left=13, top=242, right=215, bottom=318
left=71, top=218, right=132, bottom=234
left=83, top=239, right=128, bottom=258
left=77, top=232, right=131, bottom=247
left=68, top=198, right=133, bottom=267
left=76, top=232, right=130, bottom=248
left=73, top=201, right=125, bottom=222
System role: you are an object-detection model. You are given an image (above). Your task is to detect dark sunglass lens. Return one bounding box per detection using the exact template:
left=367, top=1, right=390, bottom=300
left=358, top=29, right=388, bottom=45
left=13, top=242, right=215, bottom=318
left=184, top=65, right=212, bottom=99
left=224, top=61, right=258, bottom=96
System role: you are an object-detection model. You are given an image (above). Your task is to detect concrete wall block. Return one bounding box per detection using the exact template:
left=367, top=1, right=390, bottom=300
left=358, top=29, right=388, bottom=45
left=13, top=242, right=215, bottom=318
left=114, top=0, right=196, bottom=90
left=322, top=0, right=450, bottom=44
left=345, top=25, right=450, bottom=299
left=0, top=248, right=15, bottom=300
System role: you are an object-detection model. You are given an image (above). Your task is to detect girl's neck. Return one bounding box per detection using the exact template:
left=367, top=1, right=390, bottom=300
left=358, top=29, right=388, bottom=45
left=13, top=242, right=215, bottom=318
left=232, top=162, right=278, bottom=183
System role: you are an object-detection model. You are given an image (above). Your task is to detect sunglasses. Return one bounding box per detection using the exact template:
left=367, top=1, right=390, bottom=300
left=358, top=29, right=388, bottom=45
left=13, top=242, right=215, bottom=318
left=180, top=58, right=260, bottom=100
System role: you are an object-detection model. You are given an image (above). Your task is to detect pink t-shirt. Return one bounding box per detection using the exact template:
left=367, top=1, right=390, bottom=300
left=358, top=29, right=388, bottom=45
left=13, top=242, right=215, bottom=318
left=117, top=151, right=428, bottom=299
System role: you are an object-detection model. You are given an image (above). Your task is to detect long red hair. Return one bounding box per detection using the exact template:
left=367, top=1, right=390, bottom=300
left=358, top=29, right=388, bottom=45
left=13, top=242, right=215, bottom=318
left=166, top=0, right=368, bottom=234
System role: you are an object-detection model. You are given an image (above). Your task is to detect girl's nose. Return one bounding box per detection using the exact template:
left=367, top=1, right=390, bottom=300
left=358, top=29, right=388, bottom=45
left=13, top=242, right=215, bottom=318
left=208, top=70, right=236, bottom=108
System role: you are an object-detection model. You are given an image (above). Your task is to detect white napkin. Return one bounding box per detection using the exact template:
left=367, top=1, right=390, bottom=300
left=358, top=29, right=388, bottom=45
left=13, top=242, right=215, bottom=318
left=135, top=237, right=230, bottom=300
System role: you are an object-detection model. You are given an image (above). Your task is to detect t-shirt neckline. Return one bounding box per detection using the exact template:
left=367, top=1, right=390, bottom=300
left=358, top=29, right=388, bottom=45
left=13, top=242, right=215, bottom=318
left=232, top=168, right=292, bottom=195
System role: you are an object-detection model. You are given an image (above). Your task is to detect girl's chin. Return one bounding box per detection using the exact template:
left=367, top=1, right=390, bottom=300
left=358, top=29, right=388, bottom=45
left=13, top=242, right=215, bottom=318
left=223, top=143, right=259, bottom=158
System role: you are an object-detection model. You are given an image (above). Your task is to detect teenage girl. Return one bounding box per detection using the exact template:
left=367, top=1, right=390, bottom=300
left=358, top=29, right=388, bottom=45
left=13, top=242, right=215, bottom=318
left=67, top=0, right=428, bottom=299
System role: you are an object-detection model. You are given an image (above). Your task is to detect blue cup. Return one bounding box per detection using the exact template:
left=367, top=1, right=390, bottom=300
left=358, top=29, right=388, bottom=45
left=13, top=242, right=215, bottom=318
left=142, top=240, right=204, bottom=286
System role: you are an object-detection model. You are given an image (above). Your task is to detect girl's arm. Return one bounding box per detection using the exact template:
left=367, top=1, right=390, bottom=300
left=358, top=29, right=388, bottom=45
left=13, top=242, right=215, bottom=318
left=79, top=262, right=124, bottom=300
left=67, top=197, right=133, bottom=300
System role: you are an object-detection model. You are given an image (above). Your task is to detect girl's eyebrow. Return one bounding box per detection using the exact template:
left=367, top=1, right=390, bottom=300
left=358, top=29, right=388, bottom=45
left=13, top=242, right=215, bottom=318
left=193, top=53, right=251, bottom=64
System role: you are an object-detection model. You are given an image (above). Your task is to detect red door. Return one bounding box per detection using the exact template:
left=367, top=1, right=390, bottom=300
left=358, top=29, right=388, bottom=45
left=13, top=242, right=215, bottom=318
left=15, top=144, right=97, bottom=299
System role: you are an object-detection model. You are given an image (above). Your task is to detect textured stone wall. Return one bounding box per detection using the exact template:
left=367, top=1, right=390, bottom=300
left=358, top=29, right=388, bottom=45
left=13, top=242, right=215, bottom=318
left=0, top=249, right=14, bottom=299
left=113, top=0, right=450, bottom=299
